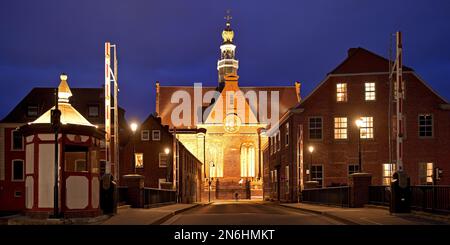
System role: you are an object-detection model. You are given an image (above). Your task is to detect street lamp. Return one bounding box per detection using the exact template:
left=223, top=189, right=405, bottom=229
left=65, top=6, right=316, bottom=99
left=130, top=122, right=138, bottom=173
left=355, top=118, right=363, bottom=173
left=164, top=147, right=170, bottom=155
left=209, top=161, right=215, bottom=203
left=308, top=146, right=314, bottom=181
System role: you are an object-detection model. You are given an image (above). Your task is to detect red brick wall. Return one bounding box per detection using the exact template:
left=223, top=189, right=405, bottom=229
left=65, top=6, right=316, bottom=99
left=0, top=127, right=26, bottom=211
left=267, top=72, right=450, bottom=202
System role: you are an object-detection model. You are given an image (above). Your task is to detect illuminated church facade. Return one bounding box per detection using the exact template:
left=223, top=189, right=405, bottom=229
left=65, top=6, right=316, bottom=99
left=155, top=18, right=300, bottom=199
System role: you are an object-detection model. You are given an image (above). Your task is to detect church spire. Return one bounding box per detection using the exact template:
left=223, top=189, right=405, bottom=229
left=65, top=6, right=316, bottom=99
left=217, top=10, right=239, bottom=85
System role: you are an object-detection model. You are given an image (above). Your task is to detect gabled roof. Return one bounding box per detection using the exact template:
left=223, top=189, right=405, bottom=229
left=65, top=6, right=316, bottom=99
left=329, top=47, right=413, bottom=75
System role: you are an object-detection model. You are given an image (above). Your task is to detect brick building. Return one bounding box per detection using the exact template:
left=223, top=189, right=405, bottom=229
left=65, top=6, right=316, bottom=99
left=0, top=82, right=127, bottom=213
left=265, top=47, right=450, bottom=202
left=156, top=18, right=299, bottom=200
left=120, top=114, right=203, bottom=203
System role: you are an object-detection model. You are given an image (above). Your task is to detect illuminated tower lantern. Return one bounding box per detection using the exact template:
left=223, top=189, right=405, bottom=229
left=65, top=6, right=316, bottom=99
left=217, top=13, right=239, bottom=85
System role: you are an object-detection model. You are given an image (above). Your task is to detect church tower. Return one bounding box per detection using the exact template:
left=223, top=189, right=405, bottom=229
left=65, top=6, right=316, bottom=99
left=217, top=13, right=239, bottom=85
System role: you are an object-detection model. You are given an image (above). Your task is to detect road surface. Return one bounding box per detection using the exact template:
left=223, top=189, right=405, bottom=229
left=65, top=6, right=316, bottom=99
left=161, top=200, right=343, bottom=225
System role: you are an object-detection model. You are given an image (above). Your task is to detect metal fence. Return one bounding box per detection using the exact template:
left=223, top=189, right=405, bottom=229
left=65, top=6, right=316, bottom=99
left=368, top=185, right=450, bottom=214
left=143, top=188, right=176, bottom=206
left=411, top=185, right=450, bottom=214
left=302, top=186, right=351, bottom=207
left=368, top=186, right=390, bottom=206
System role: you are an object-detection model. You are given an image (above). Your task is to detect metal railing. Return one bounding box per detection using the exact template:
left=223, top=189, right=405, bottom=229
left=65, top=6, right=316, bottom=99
left=411, top=185, right=450, bottom=214
left=143, top=188, right=176, bottom=206
left=302, top=186, right=351, bottom=207
left=368, top=186, right=390, bottom=206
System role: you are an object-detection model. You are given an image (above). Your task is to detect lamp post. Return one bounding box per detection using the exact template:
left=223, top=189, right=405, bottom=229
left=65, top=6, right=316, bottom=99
left=209, top=161, right=215, bottom=203
left=308, top=146, right=314, bottom=181
left=355, top=118, right=363, bottom=173
left=130, top=122, right=138, bottom=173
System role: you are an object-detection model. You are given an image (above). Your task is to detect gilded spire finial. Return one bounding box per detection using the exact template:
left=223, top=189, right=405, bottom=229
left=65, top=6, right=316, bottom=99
left=222, top=10, right=234, bottom=43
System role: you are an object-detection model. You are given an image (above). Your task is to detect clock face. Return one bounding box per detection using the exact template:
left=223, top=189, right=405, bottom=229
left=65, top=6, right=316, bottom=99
left=224, top=114, right=241, bottom=133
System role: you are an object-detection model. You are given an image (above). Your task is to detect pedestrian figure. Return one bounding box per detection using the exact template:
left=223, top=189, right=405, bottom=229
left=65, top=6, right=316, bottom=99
left=235, top=192, right=239, bottom=201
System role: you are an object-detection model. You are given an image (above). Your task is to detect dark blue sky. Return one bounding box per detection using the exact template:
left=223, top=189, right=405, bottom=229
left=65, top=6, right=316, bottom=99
left=1, top=0, right=450, bottom=121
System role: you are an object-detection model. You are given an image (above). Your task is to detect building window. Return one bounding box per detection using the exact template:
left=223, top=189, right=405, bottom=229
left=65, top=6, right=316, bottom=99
left=348, top=164, right=360, bottom=175
left=334, top=117, right=348, bottom=139
left=274, top=169, right=278, bottom=182
left=141, top=130, right=150, bottom=141
left=12, top=160, right=24, bottom=181
left=159, top=153, right=168, bottom=168
left=419, top=114, right=433, bottom=138
left=277, top=132, right=281, bottom=151
left=27, top=105, right=38, bottom=117
left=11, top=130, right=23, bottom=150
left=360, top=117, right=374, bottom=139
left=309, top=117, right=322, bottom=140
left=336, top=83, right=347, bottom=102
left=382, top=163, right=396, bottom=185
left=135, top=153, right=144, bottom=169
left=419, top=162, right=434, bottom=185
left=365, top=82, right=376, bottom=101
left=75, top=159, right=87, bottom=172
left=88, top=105, right=99, bottom=117
left=240, top=143, right=255, bottom=177
left=152, top=130, right=161, bottom=141
left=311, top=165, right=323, bottom=187
left=285, top=123, right=289, bottom=146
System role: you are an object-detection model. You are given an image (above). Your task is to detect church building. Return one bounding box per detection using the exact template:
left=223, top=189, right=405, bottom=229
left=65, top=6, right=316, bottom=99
left=155, top=17, right=300, bottom=200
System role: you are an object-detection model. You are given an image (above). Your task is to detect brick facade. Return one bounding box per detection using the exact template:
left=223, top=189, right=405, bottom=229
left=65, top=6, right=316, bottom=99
left=266, top=47, right=450, bottom=202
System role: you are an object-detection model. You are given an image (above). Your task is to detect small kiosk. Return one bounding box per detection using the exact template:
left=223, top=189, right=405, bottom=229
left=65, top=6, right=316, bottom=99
left=20, top=74, right=103, bottom=218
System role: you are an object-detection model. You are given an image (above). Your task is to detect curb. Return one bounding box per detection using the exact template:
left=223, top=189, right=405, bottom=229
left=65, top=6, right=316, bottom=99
left=279, top=204, right=359, bottom=225
left=150, top=203, right=207, bottom=225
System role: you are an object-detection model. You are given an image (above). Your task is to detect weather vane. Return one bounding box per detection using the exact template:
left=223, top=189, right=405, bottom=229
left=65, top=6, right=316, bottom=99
left=225, top=9, right=232, bottom=22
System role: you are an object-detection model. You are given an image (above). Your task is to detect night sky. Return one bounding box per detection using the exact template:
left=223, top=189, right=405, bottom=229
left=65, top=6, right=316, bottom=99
left=1, top=0, right=450, bottom=122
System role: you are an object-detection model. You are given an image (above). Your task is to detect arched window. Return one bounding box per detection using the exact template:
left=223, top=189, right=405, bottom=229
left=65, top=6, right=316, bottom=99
left=240, top=143, right=255, bottom=177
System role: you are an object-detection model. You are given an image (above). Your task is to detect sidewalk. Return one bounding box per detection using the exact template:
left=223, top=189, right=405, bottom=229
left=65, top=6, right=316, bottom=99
left=100, top=203, right=201, bottom=225
left=280, top=203, right=450, bottom=225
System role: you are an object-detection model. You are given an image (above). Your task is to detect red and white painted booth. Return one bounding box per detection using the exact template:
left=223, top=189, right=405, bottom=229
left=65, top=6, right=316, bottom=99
left=19, top=75, right=103, bottom=218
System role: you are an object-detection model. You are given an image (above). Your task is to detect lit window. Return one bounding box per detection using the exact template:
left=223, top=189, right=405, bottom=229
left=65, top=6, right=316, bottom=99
left=274, top=169, right=278, bottom=182
left=309, top=117, right=322, bottom=140
left=135, top=153, right=144, bottom=168
left=141, top=130, right=150, bottom=141
left=334, top=117, right=348, bottom=139
left=419, top=162, right=434, bottom=185
left=382, top=163, right=396, bottom=185
left=158, top=153, right=167, bottom=168
left=359, top=117, right=374, bottom=139
left=348, top=164, right=359, bottom=175
left=11, top=130, right=23, bottom=150
left=27, top=105, right=38, bottom=117
left=311, top=165, right=323, bottom=187
left=240, top=143, right=255, bottom=177
left=285, top=123, right=289, bottom=146
left=419, top=114, right=433, bottom=137
left=88, top=105, right=99, bottom=117
left=365, top=82, right=376, bottom=101
left=12, top=160, right=24, bottom=181
left=336, top=83, right=347, bottom=102
left=152, top=130, right=161, bottom=141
